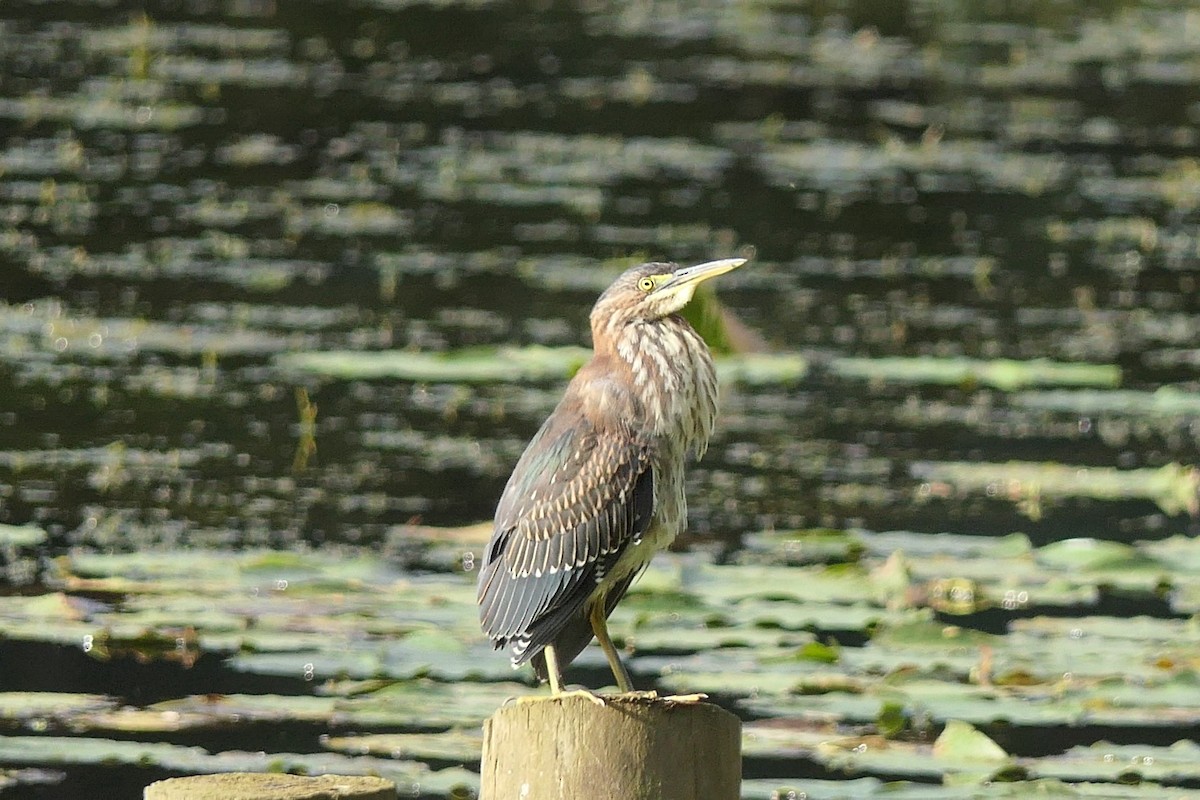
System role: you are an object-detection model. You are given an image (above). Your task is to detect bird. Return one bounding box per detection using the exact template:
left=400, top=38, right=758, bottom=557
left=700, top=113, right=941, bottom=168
left=476, top=257, right=747, bottom=694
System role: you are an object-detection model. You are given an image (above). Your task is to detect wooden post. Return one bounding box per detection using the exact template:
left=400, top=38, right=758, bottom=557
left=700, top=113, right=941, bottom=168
left=481, top=694, right=741, bottom=799
left=143, top=773, right=396, bottom=800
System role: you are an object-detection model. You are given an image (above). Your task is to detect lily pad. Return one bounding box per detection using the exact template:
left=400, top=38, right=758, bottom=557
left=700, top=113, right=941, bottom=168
left=0, top=735, right=478, bottom=797
left=911, top=461, right=1200, bottom=517
left=932, top=720, right=1008, bottom=762
left=0, top=524, right=47, bottom=549
left=830, top=357, right=1120, bottom=391
left=276, top=345, right=811, bottom=387
left=276, top=346, right=590, bottom=383
left=324, top=729, right=482, bottom=764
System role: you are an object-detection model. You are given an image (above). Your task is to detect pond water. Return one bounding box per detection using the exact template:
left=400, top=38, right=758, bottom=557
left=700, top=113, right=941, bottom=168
left=1, top=0, right=1200, bottom=798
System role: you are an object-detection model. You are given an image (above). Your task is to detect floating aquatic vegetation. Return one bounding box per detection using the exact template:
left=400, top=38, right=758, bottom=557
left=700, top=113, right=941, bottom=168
left=0, top=443, right=230, bottom=495
left=1078, top=162, right=1200, bottom=213
left=152, top=57, right=311, bottom=88
left=1011, top=386, right=1200, bottom=418
left=374, top=249, right=538, bottom=283
left=384, top=131, right=734, bottom=221
left=735, top=668, right=1200, bottom=731
left=383, top=522, right=491, bottom=572
left=276, top=344, right=806, bottom=386
left=276, top=345, right=591, bottom=383
left=0, top=178, right=97, bottom=235
left=0, top=523, right=1196, bottom=795
left=747, top=719, right=1013, bottom=783
left=737, top=527, right=864, bottom=567
left=186, top=302, right=359, bottom=331
left=323, top=729, right=482, bottom=764
left=0, top=735, right=478, bottom=799
left=787, top=255, right=997, bottom=281
left=122, top=364, right=217, bottom=399
left=911, top=460, right=1200, bottom=518
left=319, top=679, right=527, bottom=730
left=0, top=692, right=115, bottom=725
left=0, top=594, right=114, bottom=648
left=284, top=202, right=413, bottom=237
left=629, top=525, right=1200, bottom=732
left=741, top=777, right=1200, bottom=799
left=3, top=0, right=1200, bottom=796
left=830, top=357, right=1120, bottom=391
left=178, top=198, right=286, bottom=230
left=1038, top=739, right=1200, bottom=785
left=1046, top=216, right=1160, bottom=250
left=360, top=429, right=526, bottom=477
left=744, top=734, right=1200, bottom=796
left=226, top=633, right=514, bottom=683
left=0, top=95, right=204, bottom=131
left=0, top=523, right=47, bottom=549
left=0, top=137, right=88, bottom=176
left=213, top=134, right=300, bottom=167
left=0, top=300, right=321, bottom=361
left=79, top=21, right=288, bottom=56
left=14, top=549, right=508, bottom=683
left=759, top=139, right=1070, bottom=196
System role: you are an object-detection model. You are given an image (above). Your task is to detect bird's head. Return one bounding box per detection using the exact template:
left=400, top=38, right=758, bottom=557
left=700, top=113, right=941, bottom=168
left=590, top=258, right=747, bottom=329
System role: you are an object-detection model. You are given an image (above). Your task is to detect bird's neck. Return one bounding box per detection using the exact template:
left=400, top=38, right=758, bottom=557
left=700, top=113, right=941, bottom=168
left=591, top=315, right=719, bottom=453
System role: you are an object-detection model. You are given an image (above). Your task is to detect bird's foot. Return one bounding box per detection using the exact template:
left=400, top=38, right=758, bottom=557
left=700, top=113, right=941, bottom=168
left=509, top=688, right=695, bottom=706
left=606, top=690, right=707, bottom=705
left=508, top=689, right=608, bottom=706
left=659, top=692, right=707, bottom=704
left=551, top=689, right=607, bottom=706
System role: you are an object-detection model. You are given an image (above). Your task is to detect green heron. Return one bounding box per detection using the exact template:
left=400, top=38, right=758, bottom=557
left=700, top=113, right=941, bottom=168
left=477, top=257, right=747, bottom=693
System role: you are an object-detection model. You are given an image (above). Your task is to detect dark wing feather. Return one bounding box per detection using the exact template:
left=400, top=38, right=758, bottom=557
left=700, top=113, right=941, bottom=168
left=477, top=403, right=652, bottom=665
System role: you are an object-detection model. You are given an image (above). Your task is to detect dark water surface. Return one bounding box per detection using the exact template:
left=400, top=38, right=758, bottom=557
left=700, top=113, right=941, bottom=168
left=2, top=0, right=1200, bottom=797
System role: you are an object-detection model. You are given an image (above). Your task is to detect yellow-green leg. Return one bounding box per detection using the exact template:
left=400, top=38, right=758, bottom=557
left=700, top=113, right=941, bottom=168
left=589, top=602, right=633, bottom=692
left=530, top=643, right=604, bottom=706
left=543, top=644, right=565, bottom=694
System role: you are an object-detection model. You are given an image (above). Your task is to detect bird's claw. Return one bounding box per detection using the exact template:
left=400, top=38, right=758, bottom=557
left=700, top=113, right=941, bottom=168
left=506, top=689, right=706, bottom=708
left=510, top=689, right=608, bottom=706
left=659, top=692, right=707, bottom=704
left=555, top=689, right=608, bottom=706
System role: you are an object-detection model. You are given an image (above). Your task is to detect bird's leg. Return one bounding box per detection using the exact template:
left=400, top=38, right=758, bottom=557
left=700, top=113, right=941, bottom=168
left=516, top=644, right=603, bottom=706
left=543, top=644, right=566, bottom=695
left=589, top=602, right=634, bottom=693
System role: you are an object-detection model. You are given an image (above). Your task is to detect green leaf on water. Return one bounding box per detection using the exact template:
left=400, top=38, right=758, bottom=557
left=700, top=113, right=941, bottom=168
left=0, top=693, right=114, bottom=722
left=1012, top=386, right=1200, bottom=418
left=912, top=461, right=1200, bottom=518
left=277, top=344, right=812, bottom=387
left=795, top=640, right=841, bottom=664
left=324, top=729, right=482, bottom=764
left=1037, top=738, right=1200, bottom=783
left=932, top=720, right=1008, bottom=762
left=0, top=523, right=47, bottom=548
left=740, top=777, right=1200, bottom=799
left=876, top=700, right=909, bottom=738
left=738, top=527, right=864, bottom=566
left=715, top=353, right=809, bottom=386
left=1036, top=539, right=1159, bottom=571
left=0, top=734, right=477, bottom=795
left=276, top=346, right=591, bottom=383
left=831, top=356, right=1120, bottom=391
left=872, top=619, right=996, bottom=648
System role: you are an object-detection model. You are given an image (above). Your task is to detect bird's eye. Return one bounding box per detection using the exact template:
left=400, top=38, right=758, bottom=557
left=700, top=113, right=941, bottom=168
left=637, top=277, right=655, bottom=292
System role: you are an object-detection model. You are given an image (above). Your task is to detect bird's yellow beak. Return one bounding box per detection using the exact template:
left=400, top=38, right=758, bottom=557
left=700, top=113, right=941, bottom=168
left=670, top=257, right=747, bottom=286
left=656, top=257, right=747, bottom=304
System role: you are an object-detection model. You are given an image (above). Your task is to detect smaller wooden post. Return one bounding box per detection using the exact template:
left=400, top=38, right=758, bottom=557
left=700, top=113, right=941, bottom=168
left=143, top=773, right=396, bottom=800
left=481, top=694, right=741, bottom=800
